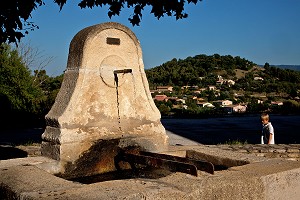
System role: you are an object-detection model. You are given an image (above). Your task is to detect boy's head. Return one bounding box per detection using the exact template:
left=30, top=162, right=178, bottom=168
left=261, top=113, right=269, bottom=125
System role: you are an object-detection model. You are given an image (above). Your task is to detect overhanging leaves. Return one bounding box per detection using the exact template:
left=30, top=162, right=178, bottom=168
left=0, top=0, right=202, bottom=44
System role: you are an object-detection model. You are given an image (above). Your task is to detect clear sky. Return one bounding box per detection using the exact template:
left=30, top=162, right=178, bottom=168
left=25, top=0, right=300, bottom=76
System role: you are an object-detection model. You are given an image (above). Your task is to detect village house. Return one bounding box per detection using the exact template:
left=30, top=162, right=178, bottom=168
left=216, top=75, right=235, bottom=87
left=234, top=93, right=244, bottom=97
left=216, top=80, right=224, bottom=85
left=216, top=75, right=224, bottom=85
left=271, top=101, right=283, bottom=106
left=156, top=86, right=173, bottom=93
left=176, top=98, right=186, bottom=104
left=223, top=104, right=247, bottom=114
left=193, top=96, right=205, bottom=101
left=213, top=100, right=233, bottom=107
left=225, top=79, right=235, bottom=86
left=208, top=85, right=217, bottom=91
left=197, top=102, right=215, bottom=108
left=150, top=89, right=158, bottom=94
left=181, top=85, right=199, bottom=90
left=199, top=88, right=207, bottom=92
left=154, top=94, right=168, bottom=101
left=257, top=99, right=264, bottom=104
left=254, top=77, right=264, bottom=81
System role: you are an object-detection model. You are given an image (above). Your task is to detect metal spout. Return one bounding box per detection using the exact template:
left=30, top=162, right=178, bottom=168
left=114, top=69, right=132, bottom=74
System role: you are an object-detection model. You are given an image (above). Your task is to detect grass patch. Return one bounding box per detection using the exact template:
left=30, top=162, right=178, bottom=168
left=21, top=140, right=38, bottom=146
left=221, top=140, right=248, bottom=145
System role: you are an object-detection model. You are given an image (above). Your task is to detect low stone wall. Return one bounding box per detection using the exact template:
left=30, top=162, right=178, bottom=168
left=210, top=144, right=300, bottom=161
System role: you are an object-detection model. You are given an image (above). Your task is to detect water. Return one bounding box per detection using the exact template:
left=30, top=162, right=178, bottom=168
left=161, top=114, right=300, bottom=144
left=0, top=114, right=299, bottom=145
left=0, top=128, right=43, bottom=145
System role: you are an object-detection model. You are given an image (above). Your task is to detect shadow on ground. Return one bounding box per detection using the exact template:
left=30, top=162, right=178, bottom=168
left=0, top=128, right=43, bottom=160
left=0, top=146, right=28, bottom=160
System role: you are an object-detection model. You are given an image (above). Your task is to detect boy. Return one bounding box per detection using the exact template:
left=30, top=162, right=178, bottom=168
left=260, top=113, right=275, bottom=144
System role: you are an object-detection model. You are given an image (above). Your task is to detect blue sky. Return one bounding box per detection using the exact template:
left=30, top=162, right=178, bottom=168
left=25, top=0, right=300, bottom=76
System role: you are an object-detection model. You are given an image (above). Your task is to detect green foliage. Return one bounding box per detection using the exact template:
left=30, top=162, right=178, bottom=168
left=146, top=54, right=255, bottom=86
left=247, top=101, right=269, bottom=113
left=221, top=140, right=248, bottom=145
left=21, top=140, right=37, bottom=146
left=267, top=66, right=300, bottom=83
left=185, top=106, right=212, bottom=115
left=0, top=0, right=44, bottom=43
left=1, top=0, right=203, bottom=44
left=0, top=44, right=40, bottom=127
left=32, top=70, right=64, bottom=114
left=264, top=62, right=270, bottom=70
left=281, top=100, right=300, bottom=114
left=0, top=44, right=43, bottom=112
left=0, top=43, right=63, bottom=128
left=154, top=100, right=172, bottom=116
left=233, top=64, right=300, bottom=95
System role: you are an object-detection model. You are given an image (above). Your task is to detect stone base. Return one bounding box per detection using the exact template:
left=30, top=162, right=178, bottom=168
left=41, top=134, right=168, bottom=179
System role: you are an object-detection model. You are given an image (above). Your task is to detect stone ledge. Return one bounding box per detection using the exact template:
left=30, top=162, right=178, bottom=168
left=1, top=145, right=300, bottom=199
left=215, top=144, right=300, bottom=161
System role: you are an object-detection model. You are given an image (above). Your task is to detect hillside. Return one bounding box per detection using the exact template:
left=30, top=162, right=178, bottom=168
left=234, top=66, right=265, bottom=79
left=145, top=54, right=300, bottom=98
left=145, top=54, right=256, bottom=87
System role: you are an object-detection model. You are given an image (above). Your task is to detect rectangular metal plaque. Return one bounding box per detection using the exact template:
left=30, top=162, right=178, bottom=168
left=106, top=37, right=120, bottom=45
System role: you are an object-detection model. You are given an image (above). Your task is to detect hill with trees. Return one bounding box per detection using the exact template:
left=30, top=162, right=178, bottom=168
left=146, top=54, right=300, bottom=96
left=145, top=54, right=300, bottom=117
left=146, top=54, right=255, bottom=87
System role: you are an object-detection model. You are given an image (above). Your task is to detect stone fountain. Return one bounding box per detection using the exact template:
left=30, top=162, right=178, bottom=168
left=41, top=22, right=169, bottom=178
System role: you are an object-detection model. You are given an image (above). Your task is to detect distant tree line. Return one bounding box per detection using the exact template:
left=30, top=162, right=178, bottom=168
left=233, top=62, right=300, bottom=96
left=146, top=54, right=255, bottom=88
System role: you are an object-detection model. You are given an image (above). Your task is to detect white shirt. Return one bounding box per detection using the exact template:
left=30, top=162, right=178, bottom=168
left=261, top=122, right=275, bottom=144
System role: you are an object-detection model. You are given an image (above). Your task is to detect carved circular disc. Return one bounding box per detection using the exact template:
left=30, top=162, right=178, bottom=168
left=99, top=55, right=129, bottom=87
